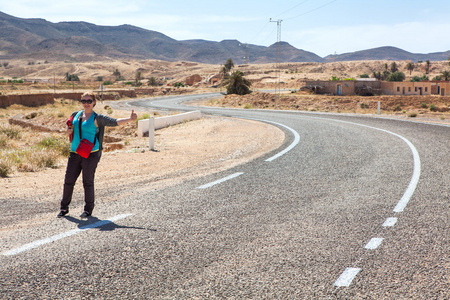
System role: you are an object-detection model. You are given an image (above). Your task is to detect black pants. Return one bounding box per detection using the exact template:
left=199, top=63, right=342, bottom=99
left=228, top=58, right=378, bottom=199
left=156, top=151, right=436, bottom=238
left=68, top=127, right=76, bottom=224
left=60, top=151, right=100, bottom=214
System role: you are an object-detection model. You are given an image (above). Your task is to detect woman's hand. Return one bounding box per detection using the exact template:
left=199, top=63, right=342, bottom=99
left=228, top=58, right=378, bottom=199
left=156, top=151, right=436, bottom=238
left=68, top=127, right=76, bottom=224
left=130, top=110, right=137, bottom=121
left=117, top=110, right=138, bottom=125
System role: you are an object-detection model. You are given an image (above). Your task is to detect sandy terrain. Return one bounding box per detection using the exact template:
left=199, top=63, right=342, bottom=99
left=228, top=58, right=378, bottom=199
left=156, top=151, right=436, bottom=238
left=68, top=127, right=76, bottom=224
left=2, top=59, right=450, bottom=93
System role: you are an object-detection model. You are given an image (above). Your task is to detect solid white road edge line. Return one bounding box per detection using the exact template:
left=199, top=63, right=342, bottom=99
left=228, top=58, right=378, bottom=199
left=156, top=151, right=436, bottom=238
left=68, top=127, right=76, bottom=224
left=243, top=118, right=300, bottom=162
left=312, top=118, right=422, bottom=287
left=262, top=120, right=301, bottom=162
left=196, top=172, right=244, bottom=189
left=334, top=267, right=361, bottom=287
left=2, top=213, right=134, bottom=256
left=317, top=118, right=421, bottom=213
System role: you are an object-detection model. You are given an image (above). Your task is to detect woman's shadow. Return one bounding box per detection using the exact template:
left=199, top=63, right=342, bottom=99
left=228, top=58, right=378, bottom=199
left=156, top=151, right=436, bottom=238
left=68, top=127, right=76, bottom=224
left=64, top=215, right=156, bottom=232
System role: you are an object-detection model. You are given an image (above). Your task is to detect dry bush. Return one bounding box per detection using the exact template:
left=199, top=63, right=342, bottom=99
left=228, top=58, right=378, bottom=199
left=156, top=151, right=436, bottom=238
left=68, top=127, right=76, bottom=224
left=0, top=156, right=13, bottom=177
left=0, top=100, right=136, bottom=177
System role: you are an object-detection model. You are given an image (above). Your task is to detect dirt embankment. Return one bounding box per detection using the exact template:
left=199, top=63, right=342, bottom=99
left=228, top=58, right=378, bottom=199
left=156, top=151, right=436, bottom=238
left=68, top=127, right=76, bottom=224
left=207, top=92, right=449, bottom=122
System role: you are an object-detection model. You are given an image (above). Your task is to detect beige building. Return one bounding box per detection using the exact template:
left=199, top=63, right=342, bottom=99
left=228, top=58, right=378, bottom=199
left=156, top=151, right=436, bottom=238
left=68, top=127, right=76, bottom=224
left=302, top=80, right=450, bottom=96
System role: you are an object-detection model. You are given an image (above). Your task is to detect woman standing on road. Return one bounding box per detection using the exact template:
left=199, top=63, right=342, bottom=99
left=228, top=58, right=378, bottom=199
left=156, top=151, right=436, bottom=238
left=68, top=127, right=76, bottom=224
left=57, top=91, right=137, bottom=219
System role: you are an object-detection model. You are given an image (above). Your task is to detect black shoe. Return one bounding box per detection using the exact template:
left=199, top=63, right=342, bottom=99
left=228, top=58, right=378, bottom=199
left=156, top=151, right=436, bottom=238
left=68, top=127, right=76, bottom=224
left=80, top=211, right=91, bottom=218
left=57, top=210, right=69, bottom=218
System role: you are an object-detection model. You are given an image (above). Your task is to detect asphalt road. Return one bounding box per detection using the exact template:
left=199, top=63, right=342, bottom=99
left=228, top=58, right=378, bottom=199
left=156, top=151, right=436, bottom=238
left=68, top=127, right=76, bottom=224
left=1, top=93, right=449, bottom=299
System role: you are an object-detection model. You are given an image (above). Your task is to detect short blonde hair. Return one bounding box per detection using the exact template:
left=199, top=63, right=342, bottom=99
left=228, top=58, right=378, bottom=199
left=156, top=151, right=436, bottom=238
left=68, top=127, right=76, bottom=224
left=81, top=92, right=97, bottom=106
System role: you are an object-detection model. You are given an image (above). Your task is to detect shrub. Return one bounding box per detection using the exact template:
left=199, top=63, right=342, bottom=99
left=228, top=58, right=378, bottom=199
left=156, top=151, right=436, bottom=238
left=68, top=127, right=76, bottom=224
left=408, top=112, right=417, bottom=118
left=0, top=136, right=7, bottom=148
left=0, top=157, right=12, bottom=177
left=103, top=105, right=113, bottom=115
left=25, top=112, right=38, bottom=119
left=360, top=103, right=369, bottom=109
left=137, top=114, right=150, bottom=122
left=393, top=104, right=402, bottom=111
left=386, top=71, right=406, bottom=82
left=65, top=73, right=80, bottom=81
left=17, top=149, right=60, bottom=172
left=429, top=104, right=437, bottom=111
left=421, top=103, right=428, bottom=108
left=0, top=124, right=21, bottom=139
left=38, top=136, right=71, bottom=156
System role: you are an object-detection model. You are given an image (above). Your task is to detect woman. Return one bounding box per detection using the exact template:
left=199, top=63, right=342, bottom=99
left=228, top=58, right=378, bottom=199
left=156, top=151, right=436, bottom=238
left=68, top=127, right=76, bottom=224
left=57, top=92, right=137, bottom=218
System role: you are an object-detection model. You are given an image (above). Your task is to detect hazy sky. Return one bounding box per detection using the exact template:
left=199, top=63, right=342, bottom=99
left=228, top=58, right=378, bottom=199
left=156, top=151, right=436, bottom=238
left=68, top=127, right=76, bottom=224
left=1, top=0, right=449, bottom=57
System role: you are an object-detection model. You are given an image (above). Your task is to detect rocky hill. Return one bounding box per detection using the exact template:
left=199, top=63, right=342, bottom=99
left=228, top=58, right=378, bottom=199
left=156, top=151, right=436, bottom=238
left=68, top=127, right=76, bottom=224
left=0, top=11, right=449, bottom=64
left=325, top=46, right=450, bottom=62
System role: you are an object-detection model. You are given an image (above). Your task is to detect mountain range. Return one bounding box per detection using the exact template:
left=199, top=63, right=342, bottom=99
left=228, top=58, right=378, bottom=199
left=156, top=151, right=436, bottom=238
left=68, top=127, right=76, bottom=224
left=1, top=11, right=449, bottom=64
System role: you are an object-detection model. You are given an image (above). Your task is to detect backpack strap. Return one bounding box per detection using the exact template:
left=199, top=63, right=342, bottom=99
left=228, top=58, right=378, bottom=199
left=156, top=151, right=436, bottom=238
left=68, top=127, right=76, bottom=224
left=78, top=111, right=98, bottom=144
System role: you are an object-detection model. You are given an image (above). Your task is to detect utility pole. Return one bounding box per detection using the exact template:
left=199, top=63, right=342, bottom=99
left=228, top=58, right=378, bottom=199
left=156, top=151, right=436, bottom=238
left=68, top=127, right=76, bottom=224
left=244, top=43, right=248, bottom=65
left=239, top=43, right=249, bottom=65
left=270, top=18, right=282, bottom=106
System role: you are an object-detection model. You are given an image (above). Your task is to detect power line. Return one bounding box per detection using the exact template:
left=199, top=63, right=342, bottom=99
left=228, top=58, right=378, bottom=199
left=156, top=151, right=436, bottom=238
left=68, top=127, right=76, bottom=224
left=273, top=0, right=310, bottom=18
left=284, top=0, right=338, bottom=21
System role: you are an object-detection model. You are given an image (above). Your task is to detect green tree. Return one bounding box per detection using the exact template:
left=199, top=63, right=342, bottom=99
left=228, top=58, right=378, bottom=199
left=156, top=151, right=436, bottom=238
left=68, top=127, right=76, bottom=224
left=372, top=71, right=382, bottom=80
left=224, top=58, right=234, bottom=73
left=148, top=77, right=158, bottom=86
left=113, top=68, right=121, bottom=77
left=432, top=75, right=442, bottom=81
left=65, top=72, right=79, bottom=81
left=386, top=71, right=405, bottom=82
left=220, top=66, right=229, bottom=79
left=406, top=62, right=415, bottom=75
left=390, top=62, right=398, bottom=73
left=441, top=70, right=450, bottom=81
left=410, top=75, right=428, bottom=82
left=224, top=70, right=252, bottom=95
left=135, top=71, right=142, bottom=86
left=425, top=60, right=431, bottom=74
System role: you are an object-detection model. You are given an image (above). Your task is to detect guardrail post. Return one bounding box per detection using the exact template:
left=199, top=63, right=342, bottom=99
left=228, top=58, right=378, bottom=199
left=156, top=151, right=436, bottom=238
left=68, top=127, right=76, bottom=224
left=377, top=101, right=381, bottom=115
left=149, top=116, right=155, bottom=150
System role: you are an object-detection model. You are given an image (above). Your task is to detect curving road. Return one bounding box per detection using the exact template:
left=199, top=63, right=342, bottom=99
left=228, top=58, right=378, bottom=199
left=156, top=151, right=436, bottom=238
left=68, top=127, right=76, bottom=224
left=1, top=93, right=449, bottom=299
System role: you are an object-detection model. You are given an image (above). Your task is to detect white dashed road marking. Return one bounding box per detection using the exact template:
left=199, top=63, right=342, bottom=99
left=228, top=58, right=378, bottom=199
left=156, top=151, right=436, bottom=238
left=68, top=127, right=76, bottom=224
left=324, top=118, right=421, bottom=288
left=334, top=267, right=361, bottom=287
left=196, top=172, right=244, bottom=189
left=382, top=217, right=398, bottom=227
left=364, top=238, right=384, bottom=250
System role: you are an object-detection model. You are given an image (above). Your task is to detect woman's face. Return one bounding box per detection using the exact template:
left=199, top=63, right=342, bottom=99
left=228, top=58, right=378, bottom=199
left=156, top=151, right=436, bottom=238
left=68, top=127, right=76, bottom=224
left=81, top=96, right=95, bottom=109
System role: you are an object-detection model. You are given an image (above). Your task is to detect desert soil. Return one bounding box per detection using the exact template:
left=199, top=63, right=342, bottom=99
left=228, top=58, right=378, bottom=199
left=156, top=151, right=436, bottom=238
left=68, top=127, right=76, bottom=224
left=0, top=104, right=284, bottom=230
